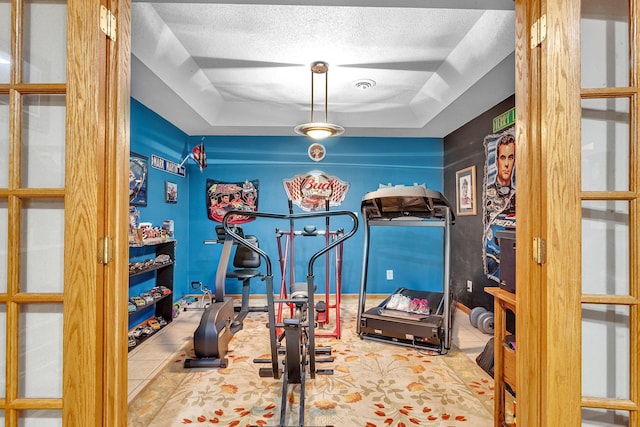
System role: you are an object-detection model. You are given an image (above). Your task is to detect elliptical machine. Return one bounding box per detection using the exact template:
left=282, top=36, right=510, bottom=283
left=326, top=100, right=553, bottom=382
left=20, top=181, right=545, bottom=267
left=275, top=200, right=347, bottom=339
left=184, top=226, right=260, bottom=369
left=222, top=209, right=358, bottom=427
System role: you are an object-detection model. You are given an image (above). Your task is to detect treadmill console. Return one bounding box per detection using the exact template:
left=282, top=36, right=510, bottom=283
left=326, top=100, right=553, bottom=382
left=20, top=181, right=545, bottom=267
left=361, top=184, right=454, bottom=222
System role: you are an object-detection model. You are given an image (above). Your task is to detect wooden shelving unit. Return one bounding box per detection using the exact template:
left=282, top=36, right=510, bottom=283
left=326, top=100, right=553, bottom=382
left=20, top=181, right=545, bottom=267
left=485, top=287, right=516, bottom=427
left=128, top=240, right=176, bottom=350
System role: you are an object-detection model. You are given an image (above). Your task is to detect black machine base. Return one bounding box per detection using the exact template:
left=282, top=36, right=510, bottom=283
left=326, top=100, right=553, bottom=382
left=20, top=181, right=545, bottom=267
left=183, top=297, right=235, bottom=368
left=183, top=357, right=228, bottom=368
left=358, top=288, right=450, bottom=354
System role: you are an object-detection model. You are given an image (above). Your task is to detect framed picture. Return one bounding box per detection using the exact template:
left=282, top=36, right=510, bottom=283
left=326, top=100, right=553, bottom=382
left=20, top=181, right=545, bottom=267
left=165, top=181, right=178, bottom=203
left=308, top=142, right=326, bottom=162
left=129, top=152, right=148, bottom=206
left=456, top=165, right=476, bottom=216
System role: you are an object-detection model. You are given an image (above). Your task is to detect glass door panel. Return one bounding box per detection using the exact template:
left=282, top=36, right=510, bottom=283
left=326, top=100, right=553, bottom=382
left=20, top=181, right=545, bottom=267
left=581, top=200, right=629, bottom=295
left=0, top=305, right=5, bottom=398
left=18, top=410, right=62, bottom=427
left=18, top=304, right=63, bottom=398
left=0, top=94, right=8, bottom=187
left=0, top=0, right=9, bottom=83
left=581, top=304, right=630, bottom=399
left=581, top=97, right=629, bottom=192
left=20, top=200, right=64, bottom=293
left=22, top=0, right=66, bottom=83
left=582, top=408, right=629, bottom=426
left=580, top=0, right=629, bottom=88
left=21, top=95, right=66, bottom=188
left=0, top=200, right=6, bottom=293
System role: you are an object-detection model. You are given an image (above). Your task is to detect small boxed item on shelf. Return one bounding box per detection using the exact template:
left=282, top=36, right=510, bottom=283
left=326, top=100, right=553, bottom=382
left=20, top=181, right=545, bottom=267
left=129, top=207, right=142, bottom=245
left=163, top=220, right=174, bottom=237
left=132, top=222, right=174, bottom=245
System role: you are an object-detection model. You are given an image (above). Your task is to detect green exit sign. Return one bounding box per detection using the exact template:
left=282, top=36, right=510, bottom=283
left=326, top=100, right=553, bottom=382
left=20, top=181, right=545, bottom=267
left=493, top=107, right=516, bottom=132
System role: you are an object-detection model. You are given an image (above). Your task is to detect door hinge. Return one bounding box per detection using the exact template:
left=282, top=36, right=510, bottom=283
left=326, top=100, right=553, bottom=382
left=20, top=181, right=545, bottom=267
left=530, top=14, right=546, bottom=48
left=99, top=236, right=113, bottom=265
left=100, top=5, right=117, bottom=41
left=532, top=237, right=546, bottom=265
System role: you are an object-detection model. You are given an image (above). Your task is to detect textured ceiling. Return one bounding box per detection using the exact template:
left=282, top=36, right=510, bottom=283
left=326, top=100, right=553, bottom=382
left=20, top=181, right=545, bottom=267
left=131, top=1, right=515, bottom=138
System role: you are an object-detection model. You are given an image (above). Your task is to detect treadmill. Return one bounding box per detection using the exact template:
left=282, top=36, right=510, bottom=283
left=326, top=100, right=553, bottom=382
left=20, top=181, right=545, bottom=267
left=356, top=184, right=455, bottom=354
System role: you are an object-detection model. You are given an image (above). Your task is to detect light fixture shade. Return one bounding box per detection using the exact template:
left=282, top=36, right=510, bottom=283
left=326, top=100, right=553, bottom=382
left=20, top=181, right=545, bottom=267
left=295, top=61, right=344, bottom=139
left=294, top=122, right=345, bottom=140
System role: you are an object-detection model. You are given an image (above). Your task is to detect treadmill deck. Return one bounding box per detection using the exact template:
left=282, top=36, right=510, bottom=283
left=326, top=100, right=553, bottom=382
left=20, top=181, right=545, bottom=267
left=359, top=288, right=449, bottom=353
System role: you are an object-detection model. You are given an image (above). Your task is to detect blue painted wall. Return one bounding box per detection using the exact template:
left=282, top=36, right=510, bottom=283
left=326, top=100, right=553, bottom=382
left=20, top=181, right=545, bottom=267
left=128, top=99, right=190, bottom=327
left=130, top=98, right=447, bottom=321
left=185, top=135, right=445, bottom=297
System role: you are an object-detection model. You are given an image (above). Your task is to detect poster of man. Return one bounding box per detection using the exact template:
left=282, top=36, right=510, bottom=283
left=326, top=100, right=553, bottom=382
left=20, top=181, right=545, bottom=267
left=483, top=129, right=516, bottom=282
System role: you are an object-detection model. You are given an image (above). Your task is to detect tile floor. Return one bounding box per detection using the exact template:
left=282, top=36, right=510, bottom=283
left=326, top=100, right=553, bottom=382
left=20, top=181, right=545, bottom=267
left=127, top=300, right=492, bottom=404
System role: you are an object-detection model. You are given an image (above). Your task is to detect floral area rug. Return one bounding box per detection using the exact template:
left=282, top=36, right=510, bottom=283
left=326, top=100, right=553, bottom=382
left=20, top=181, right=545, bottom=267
left=128, top=302, right=495, bottom=427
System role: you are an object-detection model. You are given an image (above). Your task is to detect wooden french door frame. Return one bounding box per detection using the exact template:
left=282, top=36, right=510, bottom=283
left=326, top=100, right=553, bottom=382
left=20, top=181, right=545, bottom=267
left=64, top=0, right=130, bottom=425
left=516, top=0, right=584, bottom=425
left=99, top=0, right=131, bottom=425
left=514, top=0, right=545, bottom=425
left=63, top=0, right=130, bottom=425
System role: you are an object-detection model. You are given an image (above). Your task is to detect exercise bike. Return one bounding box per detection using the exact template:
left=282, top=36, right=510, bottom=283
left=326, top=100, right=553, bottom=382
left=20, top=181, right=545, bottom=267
left=183, top=226, right=262, bottom=369
left=222, top=209, right=358, bottom=427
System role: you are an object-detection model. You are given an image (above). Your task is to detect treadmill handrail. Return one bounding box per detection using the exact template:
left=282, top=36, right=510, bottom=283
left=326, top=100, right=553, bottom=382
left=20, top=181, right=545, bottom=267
left=222, top=210, right=359, bottom=278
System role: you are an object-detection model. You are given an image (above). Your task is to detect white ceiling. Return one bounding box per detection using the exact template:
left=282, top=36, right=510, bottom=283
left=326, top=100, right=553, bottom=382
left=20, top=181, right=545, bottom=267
left=131, top=1, right=515, bottom=138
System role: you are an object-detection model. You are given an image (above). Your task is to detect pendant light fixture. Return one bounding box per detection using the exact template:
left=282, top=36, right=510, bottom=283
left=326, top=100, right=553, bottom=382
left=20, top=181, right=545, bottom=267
left=294, top=61, right=345, bottom=140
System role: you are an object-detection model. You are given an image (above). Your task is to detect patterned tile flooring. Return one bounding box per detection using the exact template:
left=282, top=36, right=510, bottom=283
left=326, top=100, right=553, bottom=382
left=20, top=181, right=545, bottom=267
left=128, top=296, right=492, bottom=404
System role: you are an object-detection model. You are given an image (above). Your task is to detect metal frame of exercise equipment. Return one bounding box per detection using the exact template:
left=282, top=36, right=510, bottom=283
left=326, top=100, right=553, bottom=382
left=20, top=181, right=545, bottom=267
left=275, top=200, right=346, bottom=339
left=222, top=209, right=358, bottom=427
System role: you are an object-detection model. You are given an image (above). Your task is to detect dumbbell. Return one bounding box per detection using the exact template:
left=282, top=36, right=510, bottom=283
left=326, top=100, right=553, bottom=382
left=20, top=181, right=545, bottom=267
left=469, top=307, right=495, bottom=334
left=477, top=311, right=495, bottom=335
left=469, top=307, right=487, bottom=328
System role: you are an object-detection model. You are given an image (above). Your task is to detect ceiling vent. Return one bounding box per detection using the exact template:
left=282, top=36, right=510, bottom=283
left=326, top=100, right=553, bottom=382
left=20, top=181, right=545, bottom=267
left=353, top=79, right=376, bottom=90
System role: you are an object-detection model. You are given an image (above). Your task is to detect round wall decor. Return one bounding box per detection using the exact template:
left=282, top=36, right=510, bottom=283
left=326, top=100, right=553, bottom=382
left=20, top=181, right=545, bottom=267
left=308, top=143, right=326, bottom=162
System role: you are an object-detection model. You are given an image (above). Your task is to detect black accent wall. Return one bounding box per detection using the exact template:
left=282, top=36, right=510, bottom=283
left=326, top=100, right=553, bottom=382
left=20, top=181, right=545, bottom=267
left=444, top=94, right=515, bottom=312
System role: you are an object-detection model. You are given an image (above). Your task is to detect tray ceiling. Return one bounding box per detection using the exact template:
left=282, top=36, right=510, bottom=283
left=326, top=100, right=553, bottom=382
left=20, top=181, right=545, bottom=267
left=131, top=0, right=515, bottom=138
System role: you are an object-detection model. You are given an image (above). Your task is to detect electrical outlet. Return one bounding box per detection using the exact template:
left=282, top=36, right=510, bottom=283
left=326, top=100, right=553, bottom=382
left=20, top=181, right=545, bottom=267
left=466, top=280, right=473, bottom=292
left=386, top=270, right=394, bottom=280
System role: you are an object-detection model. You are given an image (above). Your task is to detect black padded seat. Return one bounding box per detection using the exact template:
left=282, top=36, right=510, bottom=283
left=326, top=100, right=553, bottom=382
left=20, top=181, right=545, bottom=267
left=227, top=235, right=261, bottom=282
left=226, top=235, right=266, bottom=323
